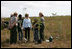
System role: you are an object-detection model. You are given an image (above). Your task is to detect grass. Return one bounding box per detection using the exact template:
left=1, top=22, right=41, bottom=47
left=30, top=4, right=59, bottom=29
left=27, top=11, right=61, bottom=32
left=1, top=16, right=71, bottom=48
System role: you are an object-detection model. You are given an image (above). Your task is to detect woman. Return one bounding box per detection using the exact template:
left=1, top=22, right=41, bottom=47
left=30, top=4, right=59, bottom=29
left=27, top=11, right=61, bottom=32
left=9, top=13, right=17, bottom=44
left=22, top=13, right=32, bottom=42
left=39, top=12, right=45, bottom=41
left=13, top=12, right=18, bottom=43
left=18, top=14, right=23, bottom=41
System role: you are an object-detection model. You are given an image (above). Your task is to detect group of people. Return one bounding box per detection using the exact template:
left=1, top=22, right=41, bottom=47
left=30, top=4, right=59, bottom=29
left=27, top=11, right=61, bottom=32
left=9, top=12, right=45, bottom=44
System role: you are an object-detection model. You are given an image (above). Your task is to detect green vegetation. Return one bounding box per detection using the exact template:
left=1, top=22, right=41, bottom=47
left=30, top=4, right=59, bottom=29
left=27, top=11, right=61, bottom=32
left=1, top=16, right=71, bottom=48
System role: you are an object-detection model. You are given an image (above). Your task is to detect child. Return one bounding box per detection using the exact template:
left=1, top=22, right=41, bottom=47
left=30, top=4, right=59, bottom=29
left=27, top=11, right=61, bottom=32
left=32, top=18, right=39, bottom=44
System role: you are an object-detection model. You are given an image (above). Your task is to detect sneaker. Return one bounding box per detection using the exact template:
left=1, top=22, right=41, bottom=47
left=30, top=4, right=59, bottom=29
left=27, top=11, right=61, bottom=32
left=24, top=38, right=28, bottom=43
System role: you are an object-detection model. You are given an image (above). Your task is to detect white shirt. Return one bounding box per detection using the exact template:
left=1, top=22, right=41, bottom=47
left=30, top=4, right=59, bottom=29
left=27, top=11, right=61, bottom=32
left=22, top=18, right=32, bottom=28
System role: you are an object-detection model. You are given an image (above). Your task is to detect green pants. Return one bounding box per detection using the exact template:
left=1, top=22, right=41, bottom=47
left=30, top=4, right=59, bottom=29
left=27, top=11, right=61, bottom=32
left=10, top=26, right=17, bottom=44
left=40, top=23, right=45, bottom=41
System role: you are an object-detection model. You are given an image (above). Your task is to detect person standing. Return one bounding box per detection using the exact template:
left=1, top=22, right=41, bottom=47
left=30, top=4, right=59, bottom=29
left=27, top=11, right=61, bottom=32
left=9, top=13, right=17, bottom=44
left=39, top=12, right=45, bottom=41
left=13, top=12, right=18, bottom=43
left=32, top=18, right=39, bottom=44
left=22, top=13, right=32, bottom=42
left=18, top=14, right=23, bottom=41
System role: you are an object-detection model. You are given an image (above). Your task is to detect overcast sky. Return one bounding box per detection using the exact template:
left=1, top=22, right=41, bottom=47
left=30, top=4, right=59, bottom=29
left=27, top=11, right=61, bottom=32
left=1, top=1, right=71, bottom=17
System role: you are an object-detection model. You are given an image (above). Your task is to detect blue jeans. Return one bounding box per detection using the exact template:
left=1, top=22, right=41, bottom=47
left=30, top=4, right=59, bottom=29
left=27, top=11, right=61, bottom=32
left=18, top=29, right=23, bottom=40
left=34, top=29, right=39, bottom=42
